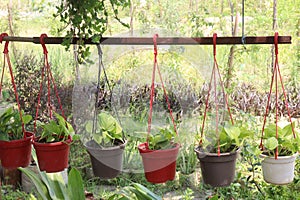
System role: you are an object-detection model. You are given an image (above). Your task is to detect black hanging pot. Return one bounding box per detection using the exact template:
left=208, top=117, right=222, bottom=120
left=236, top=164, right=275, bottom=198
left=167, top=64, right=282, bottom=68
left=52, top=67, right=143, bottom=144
left=85, top=140, right=127, bottom=179
left=194, top=146, right=240, bottom=187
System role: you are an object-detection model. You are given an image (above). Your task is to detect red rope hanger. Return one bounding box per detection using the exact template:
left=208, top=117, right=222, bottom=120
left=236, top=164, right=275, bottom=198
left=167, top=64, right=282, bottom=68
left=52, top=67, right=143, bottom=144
left=146, top=34, right=178, bottom=145
left=260, top=32, right=296, bottom=159
left=34, top=34, right=67, bottom=133
left=0, top=33, right=26, bottom=138
left=199, top=33, right=234, bottom=156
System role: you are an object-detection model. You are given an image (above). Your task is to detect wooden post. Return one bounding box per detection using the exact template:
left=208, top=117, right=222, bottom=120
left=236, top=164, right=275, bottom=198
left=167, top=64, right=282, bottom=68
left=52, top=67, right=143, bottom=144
left=1, top=36, right=292, bottom=45
left=0, top=166, right=21, bottom=189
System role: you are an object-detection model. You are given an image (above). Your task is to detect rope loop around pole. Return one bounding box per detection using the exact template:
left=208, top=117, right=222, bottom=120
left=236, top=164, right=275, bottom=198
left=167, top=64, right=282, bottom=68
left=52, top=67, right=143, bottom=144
left=40, top=33, right=48, bottom=54
left=0, top=33, right=9, bottom=54
left=274, top=32, right=278, bottom=55
left=213, top=33, right=217, bottom=56
left=153, top=34, right=158, bottom=61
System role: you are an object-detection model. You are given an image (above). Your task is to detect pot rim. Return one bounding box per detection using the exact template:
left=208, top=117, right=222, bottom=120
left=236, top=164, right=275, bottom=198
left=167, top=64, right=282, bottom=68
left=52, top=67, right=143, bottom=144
left=0, top=131, right=34, bottom=149
left=194, top=146, right=241, bottom=157
left=260, top=152, right=299, bottom=159
left=84, top=139, right=127, bottom=151
left=138, top=142, right=180, bottom=153
left=0, top=131, right=34, bottom=145
left=33, top=135, right=72, bottom=146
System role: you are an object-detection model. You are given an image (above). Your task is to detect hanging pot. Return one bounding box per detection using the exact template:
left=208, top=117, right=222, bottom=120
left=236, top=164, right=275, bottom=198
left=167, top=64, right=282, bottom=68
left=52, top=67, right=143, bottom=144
left=260, top=153, right=298, bottom=185
left=0, top=132, right=33, bottom=169
left=138, top=142, right=180, bottom=184
left=194, top=147, right=240, bottom=187
left=33, top=135, right=71, bottom=173
left=85, top=140, right=127, bottom=179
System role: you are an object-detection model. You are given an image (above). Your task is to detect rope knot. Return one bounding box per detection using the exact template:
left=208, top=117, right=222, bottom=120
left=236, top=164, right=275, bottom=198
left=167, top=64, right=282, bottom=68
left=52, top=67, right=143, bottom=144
left=153, top=34, right=158, bottom=56
left=213, top=33, right=217, bottom=56
left=0, top=33, right=9, bottom=54
left=40, top=33, right=48, bottom=54
left=274, top=32, right=278, bottom=55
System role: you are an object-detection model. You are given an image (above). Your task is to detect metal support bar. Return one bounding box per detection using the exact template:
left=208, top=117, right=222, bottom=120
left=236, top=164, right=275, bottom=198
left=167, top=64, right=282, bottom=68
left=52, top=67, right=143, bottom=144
left=1, top=36, right=291, bottom=45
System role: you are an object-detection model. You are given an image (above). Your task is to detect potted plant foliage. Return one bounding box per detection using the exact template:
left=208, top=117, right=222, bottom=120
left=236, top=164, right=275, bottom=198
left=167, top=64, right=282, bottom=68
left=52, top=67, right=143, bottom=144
left=0, top=106, right=33, bottom=169
left=194, top=122, right=253, bottom=187
left=33, top=112, right=75, bottom=173
left=138, top=126, right=180, bottom=184
left=84, top=112, right=126, bottom=179
left=258, top=121, right=300, bottom=185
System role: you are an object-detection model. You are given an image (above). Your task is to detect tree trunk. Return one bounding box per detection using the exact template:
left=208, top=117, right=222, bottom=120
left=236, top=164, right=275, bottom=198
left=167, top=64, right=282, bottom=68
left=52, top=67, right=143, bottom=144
left=157, top=0, right=163, bottom=19
left=270, top=0, right=277, bottom=75
left=74, top=45, right=80, bottom=81
left=189, top=0, right=192, bottom=10
left=7, top=1, right=18, bottom=61
left=130, top=0, right=134, bottom=36
left=219, top=0, right=224, bottom=31
left=225, top=4, right=239, bottom=89
left=220, top=0, right=224, bottom=14
left=195, top=0, right=199, bottom=12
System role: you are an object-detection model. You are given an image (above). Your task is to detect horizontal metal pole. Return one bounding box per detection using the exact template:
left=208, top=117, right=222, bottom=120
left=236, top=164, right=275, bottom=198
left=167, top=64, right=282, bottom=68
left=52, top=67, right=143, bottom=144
left=1, top=36, right=292, bottom=45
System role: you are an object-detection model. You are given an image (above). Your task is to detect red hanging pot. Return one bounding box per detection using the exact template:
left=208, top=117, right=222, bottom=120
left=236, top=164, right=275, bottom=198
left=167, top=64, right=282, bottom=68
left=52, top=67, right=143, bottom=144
left=33, top=135, right=71, bottom=173
left=0, top=132, right=33, bottom=169
left=138, top=142, right=180, bottom=184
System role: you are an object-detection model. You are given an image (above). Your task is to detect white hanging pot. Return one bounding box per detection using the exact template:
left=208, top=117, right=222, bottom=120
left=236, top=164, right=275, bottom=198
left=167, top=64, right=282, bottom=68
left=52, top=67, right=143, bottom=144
left=260, top=153, right=298, bottom=185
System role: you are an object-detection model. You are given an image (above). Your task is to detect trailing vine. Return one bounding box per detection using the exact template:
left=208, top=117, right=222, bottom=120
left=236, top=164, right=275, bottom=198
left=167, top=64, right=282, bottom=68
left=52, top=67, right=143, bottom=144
left=55, top=0, right=129, bottom=62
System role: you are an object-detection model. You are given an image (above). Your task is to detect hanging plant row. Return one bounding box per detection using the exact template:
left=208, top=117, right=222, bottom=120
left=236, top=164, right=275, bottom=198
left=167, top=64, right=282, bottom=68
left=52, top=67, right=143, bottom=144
left=0, top=32, right=298, bottom=187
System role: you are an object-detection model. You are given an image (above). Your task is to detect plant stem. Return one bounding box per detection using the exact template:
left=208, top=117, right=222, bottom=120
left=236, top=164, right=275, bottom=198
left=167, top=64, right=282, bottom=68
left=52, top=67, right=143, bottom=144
left=247, top=156, right=265, bottom=198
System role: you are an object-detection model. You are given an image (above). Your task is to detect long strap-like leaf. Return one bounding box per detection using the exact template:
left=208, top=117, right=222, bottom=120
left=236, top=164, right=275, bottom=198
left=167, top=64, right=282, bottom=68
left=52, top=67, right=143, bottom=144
left=68, top=168, right=85, bottom=200
left=18, top=167, right=51, bottom=200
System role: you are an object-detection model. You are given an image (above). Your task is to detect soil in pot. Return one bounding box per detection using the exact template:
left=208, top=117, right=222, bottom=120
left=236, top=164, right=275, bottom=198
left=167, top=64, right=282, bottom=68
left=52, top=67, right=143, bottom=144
left=85, top=140, right=126, bottom=179
left=138, top=142, right=180, bottom=184
left=0, top=132, right=33, bottom=169
left=195, top=147, right=240, bottom=187
left=33, top=135, right=72, bottom=173
left=260, top=153, right=298, bottom=185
